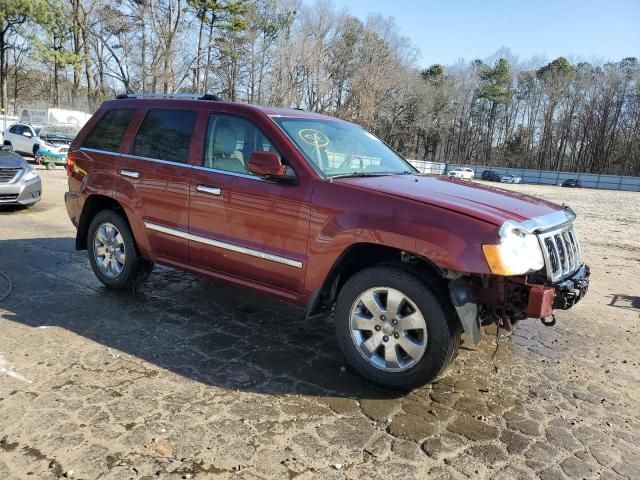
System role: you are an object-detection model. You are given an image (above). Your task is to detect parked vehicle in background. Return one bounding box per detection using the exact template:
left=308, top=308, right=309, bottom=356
left=35, top=124, right=80, bottom=169
left=562, top=179, right=582, bottom=188
left=65, top=93, right=590, bottom=389
left=501, top=174, right=522, bottom=184
left=2, top=122, right=76, bottom=158
left=448, top=167, right=474, bottom=180
left=3, top=123, right=41, bottom=155
left=481, top=170, right=502, bottom=182
left=0, top=145, right=42, bottom=206
left=38, top=123, right=79, bottom=148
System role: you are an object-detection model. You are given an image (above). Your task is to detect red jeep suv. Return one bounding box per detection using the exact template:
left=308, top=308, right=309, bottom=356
left=65, top=94, right=590, bottom=389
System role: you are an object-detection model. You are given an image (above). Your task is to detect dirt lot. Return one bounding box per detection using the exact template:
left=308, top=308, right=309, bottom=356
left=1, top=169, right=639, bottom=480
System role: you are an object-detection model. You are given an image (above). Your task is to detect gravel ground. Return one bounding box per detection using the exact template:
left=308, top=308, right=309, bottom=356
left=0, top=169, right=639, bottom=479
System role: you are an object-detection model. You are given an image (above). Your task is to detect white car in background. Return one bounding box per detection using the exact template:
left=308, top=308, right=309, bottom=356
left=501, top=174, right=522, bottom=184
left=2, top=122, right=77, bottom=157
left=3, top=123, right=42, bottom=156
left=448, top=167, right=475, bottom=180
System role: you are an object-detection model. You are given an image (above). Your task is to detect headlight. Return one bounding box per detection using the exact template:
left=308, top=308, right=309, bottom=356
left=482, top=222, right=544, bottom=276
left=23, top=164, right=39, bottom=181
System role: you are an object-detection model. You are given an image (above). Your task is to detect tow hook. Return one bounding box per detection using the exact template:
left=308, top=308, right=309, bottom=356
left=540, top=314, right=556, bottom=327
left=494, top=307, right=513, bottom=332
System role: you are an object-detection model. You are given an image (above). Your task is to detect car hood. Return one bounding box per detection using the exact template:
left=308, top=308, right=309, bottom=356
left=39, top=133, right=74, bottom=144
left=0, top=150, right=27, bottom=168
left=334, top=174, right=562, bottom=226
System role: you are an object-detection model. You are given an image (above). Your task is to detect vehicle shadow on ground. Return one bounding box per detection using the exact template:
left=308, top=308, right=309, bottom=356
left=0, top=205, right=29, bottom=214
left=608, top=293, right=640, bottom=311
left=0, top=237, right=406, bottom=400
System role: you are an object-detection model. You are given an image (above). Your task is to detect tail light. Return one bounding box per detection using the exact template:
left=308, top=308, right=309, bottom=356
left=66, top=152, right=76, bottom=176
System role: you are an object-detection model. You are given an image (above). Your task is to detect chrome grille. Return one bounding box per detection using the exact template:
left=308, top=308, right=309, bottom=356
left=0, top=193, right=19, bottom=201
left=538, top=223, right=582, bottom=281
left=0, top=167, right=21, bottom=183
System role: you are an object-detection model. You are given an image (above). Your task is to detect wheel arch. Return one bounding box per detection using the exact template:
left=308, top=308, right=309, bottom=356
left=76, top=195, right=131, bottom=251
left=307, top=243, right=446, bottom=318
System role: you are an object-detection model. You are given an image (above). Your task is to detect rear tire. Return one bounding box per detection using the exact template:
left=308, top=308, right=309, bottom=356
left=335, top=265, right=460, bottom=390
left=87, top=210, right=153, bottom=289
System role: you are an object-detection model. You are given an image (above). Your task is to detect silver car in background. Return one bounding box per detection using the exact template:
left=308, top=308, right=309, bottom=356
left=500, top=174, right=522, bottom=184
left=0, top=146, right=42, bottom=206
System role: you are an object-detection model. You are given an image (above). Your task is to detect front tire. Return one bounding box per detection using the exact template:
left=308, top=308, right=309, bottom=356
left=335, top=265, right=460, bottom=390
left=87, top=210, right=153, bottom=289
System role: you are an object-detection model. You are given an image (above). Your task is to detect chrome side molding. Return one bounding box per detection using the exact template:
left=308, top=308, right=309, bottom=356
left=144, top=222, right=303, bottom=269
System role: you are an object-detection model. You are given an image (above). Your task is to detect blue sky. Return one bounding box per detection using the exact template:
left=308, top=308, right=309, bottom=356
left=304, top=0, right=640, bottom=67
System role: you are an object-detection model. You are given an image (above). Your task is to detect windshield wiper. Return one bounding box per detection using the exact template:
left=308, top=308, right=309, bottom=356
left=329, top=172, right=398, bottom=179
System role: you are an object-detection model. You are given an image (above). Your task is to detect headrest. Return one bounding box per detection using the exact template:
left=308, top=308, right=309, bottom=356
left=213, top=125, right=238, bottom=154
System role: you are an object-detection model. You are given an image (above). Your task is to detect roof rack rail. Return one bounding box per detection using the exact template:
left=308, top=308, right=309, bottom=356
left=116, top=93, right=223, bottom=101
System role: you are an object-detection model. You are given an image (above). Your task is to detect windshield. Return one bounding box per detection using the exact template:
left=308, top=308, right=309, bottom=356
left=272, top=117, right=415, bottom=177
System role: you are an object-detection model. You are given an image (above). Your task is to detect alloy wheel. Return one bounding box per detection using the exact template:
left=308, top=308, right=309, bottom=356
left=93, top=222, right=126, bottom=278
left=349, top=287, right=428, bottom=372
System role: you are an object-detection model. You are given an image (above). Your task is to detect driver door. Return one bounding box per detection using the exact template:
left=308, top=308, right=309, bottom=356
left=188, top=113, right=312, bottom=293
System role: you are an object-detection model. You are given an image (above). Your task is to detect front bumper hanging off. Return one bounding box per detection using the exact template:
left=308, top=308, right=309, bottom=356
left=526, top=264, right=590, bottom=318
left=449, top=264, right=591, bottom=344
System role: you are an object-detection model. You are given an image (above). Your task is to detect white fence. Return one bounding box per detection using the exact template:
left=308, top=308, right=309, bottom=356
left=408, top=160, right=640, bottom=192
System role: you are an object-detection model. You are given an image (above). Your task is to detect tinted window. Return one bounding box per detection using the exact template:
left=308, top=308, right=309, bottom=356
left=203, top=114, right=277, bottom=174
left=133, top=109, right=196, bottom=163
left=82, top=109, right=134, bottom=152
left=10, top=125, right=23, bottom=134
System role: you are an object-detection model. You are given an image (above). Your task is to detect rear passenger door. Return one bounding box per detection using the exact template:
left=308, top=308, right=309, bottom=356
left=119, top=108, right=197, bottom=264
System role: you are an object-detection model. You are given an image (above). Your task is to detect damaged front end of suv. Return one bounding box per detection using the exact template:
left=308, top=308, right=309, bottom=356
left=449, top=207, right=590, bottom=344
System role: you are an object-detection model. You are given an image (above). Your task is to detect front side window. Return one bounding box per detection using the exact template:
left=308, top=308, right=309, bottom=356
left=133, top=109, right=196, bottom=163
left=203, top=114, right=278, bottom=175
left=82, top=109, right=134, bottom=152
left=272, top=117, right=415, bottom=177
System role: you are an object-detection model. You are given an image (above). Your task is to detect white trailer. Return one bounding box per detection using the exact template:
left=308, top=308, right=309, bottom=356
left=17, top=107, right=92, bottom=127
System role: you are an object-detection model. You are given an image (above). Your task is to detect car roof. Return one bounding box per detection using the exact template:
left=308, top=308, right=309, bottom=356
left=101, top=97, right=349, bottom=123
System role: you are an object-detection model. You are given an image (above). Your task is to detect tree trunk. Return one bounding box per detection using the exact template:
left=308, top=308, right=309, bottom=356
left=204, top=17, right=215, bottom=93
left=194, top=6, right=206, bottom=92
left=70, top=0, right=82, bottom=108
left=0, top=27, right=7, bottom=115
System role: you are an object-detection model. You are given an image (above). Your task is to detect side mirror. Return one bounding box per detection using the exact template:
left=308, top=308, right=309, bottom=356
left=248, top=151, right=295, bottom=180
left=23, top=131, right=32, bottom=138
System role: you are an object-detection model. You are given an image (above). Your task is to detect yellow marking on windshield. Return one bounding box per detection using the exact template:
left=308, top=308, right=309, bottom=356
left=298, top=129, right=329, bottom=147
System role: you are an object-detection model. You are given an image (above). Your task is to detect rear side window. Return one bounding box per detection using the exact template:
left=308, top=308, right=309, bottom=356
left=82, top=109, right=134, bottom=152
left=133, top=109, right=196, bottom=163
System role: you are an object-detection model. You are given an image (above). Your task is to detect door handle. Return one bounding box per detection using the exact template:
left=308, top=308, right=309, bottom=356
left=196, top=184, right=222, bottom=196
left=120, top=169, right=139, bottom=179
